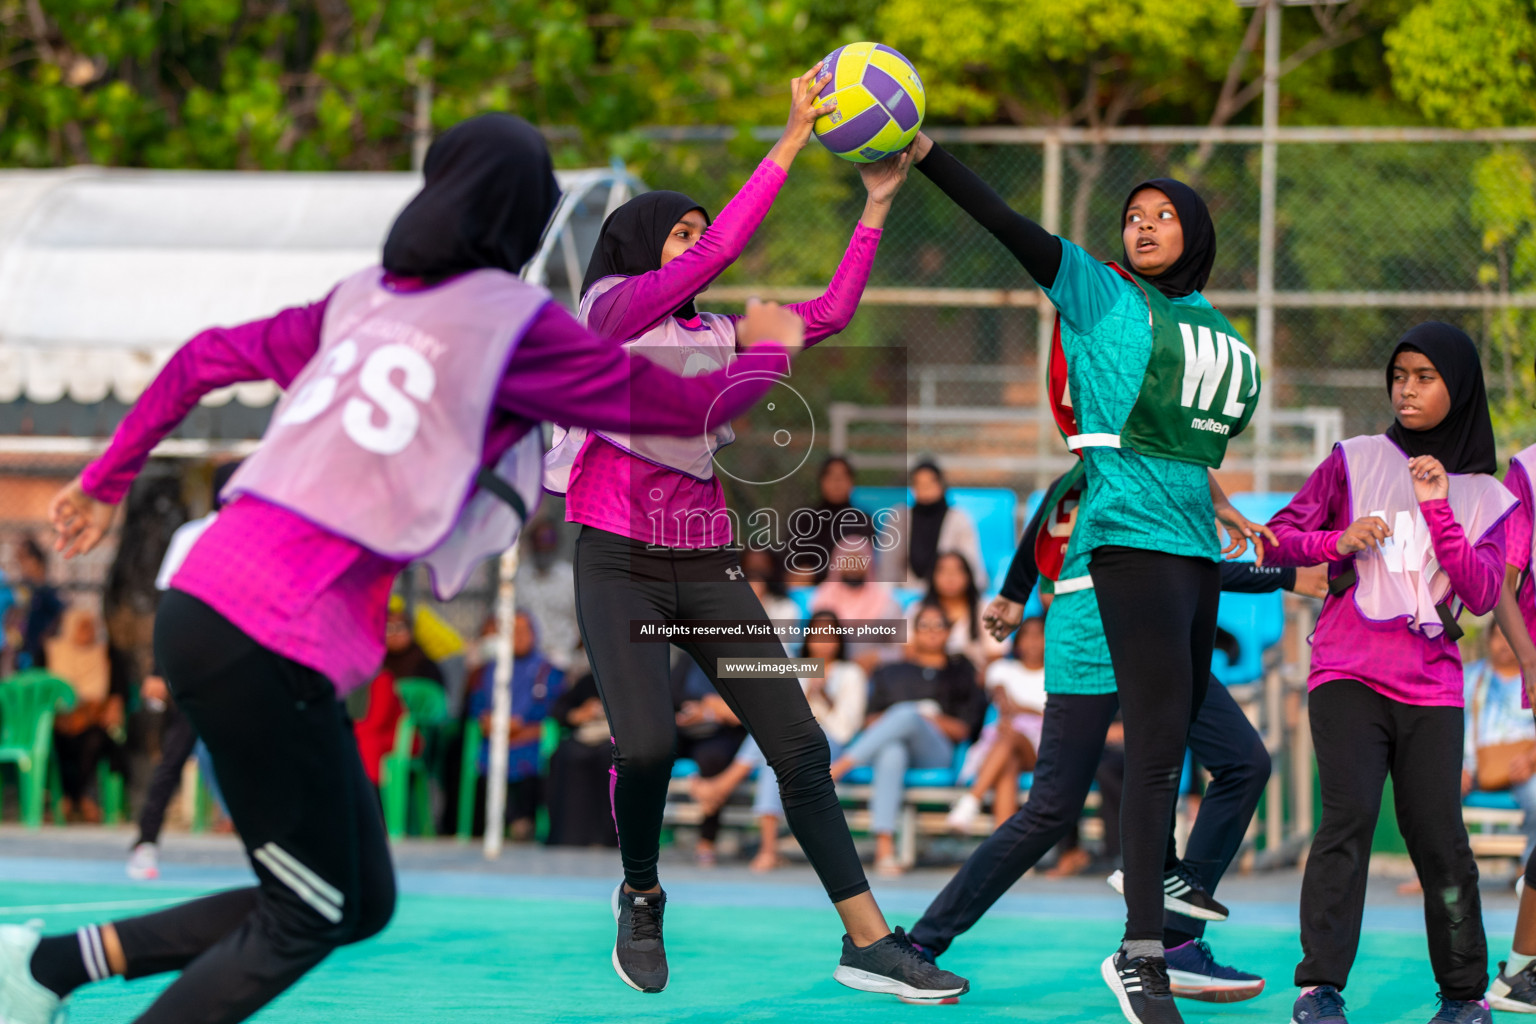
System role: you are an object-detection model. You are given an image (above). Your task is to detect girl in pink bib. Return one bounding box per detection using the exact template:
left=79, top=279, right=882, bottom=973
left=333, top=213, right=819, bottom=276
left=1269, top=322, right=1512, bottom=1024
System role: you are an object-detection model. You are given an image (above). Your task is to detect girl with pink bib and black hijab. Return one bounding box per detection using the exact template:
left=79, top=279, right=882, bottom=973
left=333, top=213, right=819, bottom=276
left=1268, top=323, right=1513, bottom=1024
left=2, top=114, right=802, bottom=1024
left=545, top=65, right=968, bottom=1006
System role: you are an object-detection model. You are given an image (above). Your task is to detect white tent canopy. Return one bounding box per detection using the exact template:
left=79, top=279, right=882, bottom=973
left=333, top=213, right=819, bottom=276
left=0, top=166, right=639, bottom=408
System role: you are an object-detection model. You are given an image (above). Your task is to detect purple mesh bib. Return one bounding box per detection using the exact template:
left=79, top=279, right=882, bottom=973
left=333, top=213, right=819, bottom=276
left=1340, top=434, right=1516, bottom=638
left=229, top=266, right=548, bottom=597
left=544, top=275, right=736, bottom=493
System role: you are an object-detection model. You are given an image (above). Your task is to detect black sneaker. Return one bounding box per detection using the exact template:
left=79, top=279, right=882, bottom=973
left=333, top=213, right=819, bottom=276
left=1429, top=995, right=1493, bottom=1023
left=611, top=884, right=667, bottom=993
left=833, top=927, right=970, bottom=1004
left=1492, top=959, right=1536, bottom=1014
left=1109, top=867, right=1230, bottom=923
left=1291, top=985, right=1348, bottom=1023
left=1101, top=950, right=1184, bottom=1024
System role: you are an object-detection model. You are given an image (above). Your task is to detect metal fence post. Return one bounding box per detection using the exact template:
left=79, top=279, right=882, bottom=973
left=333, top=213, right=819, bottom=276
left=1254, top=0, right=1280, bottom=494
left=1034, top=133, right=1063, bottom=492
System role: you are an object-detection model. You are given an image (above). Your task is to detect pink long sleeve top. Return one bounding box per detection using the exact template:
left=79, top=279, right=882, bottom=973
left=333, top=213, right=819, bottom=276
left=81, top=281, right=787, bottom=693
left=1267, top=446, right=1507, bottom=706
left=565, top=158, right=883, bottom=548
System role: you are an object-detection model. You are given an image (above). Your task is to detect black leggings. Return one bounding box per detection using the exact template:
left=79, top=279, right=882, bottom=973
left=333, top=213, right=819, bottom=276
left=137, top=701, right=199, bottom=846
left=107, top=591, right=396, bottom=1024
left=1091, top=546, right=1221, bottom=942
left=909, top=681, right=1268, bottom=955
left=574, top=525, right=868, bottom=901
left=1300, top=679, right=1485, bottom=999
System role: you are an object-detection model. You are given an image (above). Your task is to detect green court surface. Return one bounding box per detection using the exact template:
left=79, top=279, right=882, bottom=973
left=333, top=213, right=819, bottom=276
left=0, top=876, right=1466, bottom=1023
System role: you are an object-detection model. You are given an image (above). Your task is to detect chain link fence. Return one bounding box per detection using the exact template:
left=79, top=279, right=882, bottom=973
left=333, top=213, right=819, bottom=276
left=629, top=126, right=1536, bottom=495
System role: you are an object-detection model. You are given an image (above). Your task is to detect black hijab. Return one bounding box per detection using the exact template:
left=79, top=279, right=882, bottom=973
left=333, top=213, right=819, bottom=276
left=581, top=191, right=711, bottom=319
left=908, top=459, right=949, bottom=582
left=382, top=114, right=560, bottom=282
left=1120, top=178, right=1216, bottom=299
left=1384, top=322, right=1497, bottom=476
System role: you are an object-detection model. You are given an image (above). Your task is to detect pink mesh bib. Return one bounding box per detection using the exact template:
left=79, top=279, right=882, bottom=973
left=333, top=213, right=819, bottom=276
left=229, top=266, right=548, bottom=598
left=1341, top=434, right=1516, bottom=638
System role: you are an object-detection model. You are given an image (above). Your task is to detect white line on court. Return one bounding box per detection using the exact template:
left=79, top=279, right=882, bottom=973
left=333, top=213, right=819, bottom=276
left=0, top=899, right=181, bottom=916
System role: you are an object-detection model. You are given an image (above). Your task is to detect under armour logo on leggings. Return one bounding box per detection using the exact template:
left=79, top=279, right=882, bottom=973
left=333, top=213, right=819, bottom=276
left=726, top=566, right=744, bottom=580
left=254, top=843, right=344, bottom=923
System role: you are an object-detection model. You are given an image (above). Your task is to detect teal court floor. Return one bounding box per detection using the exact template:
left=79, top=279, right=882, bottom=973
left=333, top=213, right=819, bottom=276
left=0, top=828, right=1519, bottom=1023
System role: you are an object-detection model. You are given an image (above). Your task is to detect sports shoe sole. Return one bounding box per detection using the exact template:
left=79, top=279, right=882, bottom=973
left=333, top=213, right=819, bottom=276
left=832, top=965, right=966, bottom=1001
left=610, top=885, right=666, bottom=994
left=1107, top=870, right=1229, bottom=923
left=1100, top=954, right=1145, bottom=1024
left=1490, top=992, right=1536, bottom=1014
left=1168, top=970, right=1264, bottom=1003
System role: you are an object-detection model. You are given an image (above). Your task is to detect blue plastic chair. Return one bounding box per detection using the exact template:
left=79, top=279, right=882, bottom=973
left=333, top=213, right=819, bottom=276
left=671, top=758, right=700, bottom=780
left=1465, top=791, right=1521, bottom=812
left=1213, top=591, right=1284, bottom=686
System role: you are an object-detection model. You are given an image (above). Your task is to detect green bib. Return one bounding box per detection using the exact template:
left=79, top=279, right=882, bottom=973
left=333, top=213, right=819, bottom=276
left=1049, top=263, right=1259, bottom=469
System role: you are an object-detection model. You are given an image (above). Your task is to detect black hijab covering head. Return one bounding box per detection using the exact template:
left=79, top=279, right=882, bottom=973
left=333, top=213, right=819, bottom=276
left=1384, top=321, right=1497, bottom=475
left=581, top=191, right=711, bottom=318
left=1120, top=178, right=1216, bottom=299
left=382, top=114, right=560, bottom=282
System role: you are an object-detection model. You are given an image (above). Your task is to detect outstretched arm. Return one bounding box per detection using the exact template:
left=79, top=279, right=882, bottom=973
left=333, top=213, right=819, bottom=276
left=586, top=63, right=835, bottom=342
left=775, top=150, right=914, bottom=345
left=51, top=298, right=332, bottom=557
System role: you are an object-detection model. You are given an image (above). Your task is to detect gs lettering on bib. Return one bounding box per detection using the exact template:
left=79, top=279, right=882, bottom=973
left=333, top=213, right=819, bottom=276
left=1049, top=262, right=1258, bottom=469
left=1339, top=434, right=1517, bottom=638
left=544, top=275, right=736, bottom=493
left=228, top=266, right=548, bottom=598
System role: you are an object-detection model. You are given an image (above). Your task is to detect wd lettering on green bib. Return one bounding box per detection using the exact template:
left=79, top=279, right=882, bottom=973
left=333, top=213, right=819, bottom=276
left=1050, top=262, right=1258, bottom=470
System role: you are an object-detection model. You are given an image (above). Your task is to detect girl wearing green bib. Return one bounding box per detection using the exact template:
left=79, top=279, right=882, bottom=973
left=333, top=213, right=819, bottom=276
left=911, top=132, right=1273, bottom=1024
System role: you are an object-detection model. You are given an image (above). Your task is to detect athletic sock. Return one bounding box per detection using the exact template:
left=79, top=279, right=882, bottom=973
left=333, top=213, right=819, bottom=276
left=1122, top=939, right=1163, bottom=961
left=1510, top=950, right=1536, bottom=976
left=29, top=926, right=108, bottom=997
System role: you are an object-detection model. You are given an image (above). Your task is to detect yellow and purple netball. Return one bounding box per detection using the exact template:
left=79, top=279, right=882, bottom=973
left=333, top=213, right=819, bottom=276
left=812, top=42, right=926, bottom=163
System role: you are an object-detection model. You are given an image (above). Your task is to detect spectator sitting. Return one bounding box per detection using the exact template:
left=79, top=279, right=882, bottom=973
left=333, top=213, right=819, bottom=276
left=1463, top=621, right=1536, bottom=862
left=743, top=546, right=800, bottom=627
left=690, top=609, right=869, bottom=871
left=671, top=651, right=746, bottom=866
left=351, top=601, right=446, bottom=786
left=513, top=518, right=579, bottom=672
left=947, top=615, right=1047, bottom=831
left=899, top=459, right=987, bottom=590
left=465, top=609, right=561, bottom=841
left=829, top=601, right=987, bottom=876
left=48, top=605, right=126, bottom=823
left=10, top=536, right=63, bottom=672
left=913, top=550, right=1007, bottom=673
left=786, top=455, right=875, bottom=585
left=811, top=536, right=902, bottom=673
left=545, top=647, right=618, bottom=848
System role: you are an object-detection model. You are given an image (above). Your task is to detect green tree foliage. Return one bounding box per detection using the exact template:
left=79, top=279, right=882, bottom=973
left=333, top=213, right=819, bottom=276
left=1387, top=0, right=1536, bottom=441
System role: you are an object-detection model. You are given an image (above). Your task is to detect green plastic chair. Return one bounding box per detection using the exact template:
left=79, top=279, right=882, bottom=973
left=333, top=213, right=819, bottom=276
left=380, top=678, right=447, bottom=839
left=457, top=715, right=559, bottom=842
left=0, top=670, right=75, bottom=827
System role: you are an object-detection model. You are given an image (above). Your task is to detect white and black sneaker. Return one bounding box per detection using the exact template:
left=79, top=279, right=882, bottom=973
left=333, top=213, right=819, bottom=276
left=0, top=924, right=65, bottom=1024
left=1108, top=866, right=1230, bottom=923
left=1493, top=959, right=1536, bottom=1013
left=1101, top=950, right=1184, bottom=1024
left=611, top=884, right=668, bottom=993
left=834, top=927, right=970, bottom=1004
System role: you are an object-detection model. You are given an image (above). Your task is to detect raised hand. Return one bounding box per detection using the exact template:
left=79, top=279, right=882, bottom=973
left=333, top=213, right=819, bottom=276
left=737, top=298, right=805, bottom=354
left=859, top=147, right=915, bottom=207
left=781, top=62, right=835, bottom=151
left=1408, top=454, right=1449, bottom=503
